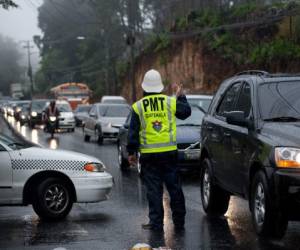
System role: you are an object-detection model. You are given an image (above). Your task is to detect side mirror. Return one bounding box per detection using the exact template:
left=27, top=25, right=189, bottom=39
left=123, top=124, right=129, bottom=129
left=89, top=113, right=96, bottom=118
left=225, top=111, right=249, bottom=127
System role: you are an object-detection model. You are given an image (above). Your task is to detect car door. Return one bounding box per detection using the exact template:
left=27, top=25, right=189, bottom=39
left=85, top=105, right=97, bottom=135
left=0, top=143, right=13, bottom=203
left=208, top=82, right=243, bottom=189
left=222, top=82, right=253, bottom=194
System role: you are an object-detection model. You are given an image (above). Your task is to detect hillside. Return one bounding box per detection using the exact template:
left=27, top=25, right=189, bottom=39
left=121, top=2, right=300, bottom=102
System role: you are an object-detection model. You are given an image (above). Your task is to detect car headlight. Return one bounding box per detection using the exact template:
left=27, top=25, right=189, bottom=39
left=49, top=116, right=57, bottom=122
left=84, top=162, right=105, bottom=172
left=275, top=147, right=300, bottom=168
left=31, top=111, right=37, bottom=117
left=21, top=115, right=26, bottom=119
left=16, top=107, right=21, bottom=112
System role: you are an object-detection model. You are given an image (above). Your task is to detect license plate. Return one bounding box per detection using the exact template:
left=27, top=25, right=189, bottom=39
left=184, top=150, right=200, bottom=160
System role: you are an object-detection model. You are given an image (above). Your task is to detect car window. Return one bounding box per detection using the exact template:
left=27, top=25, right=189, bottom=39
left=259, top=81, right=300, bottom=120
left=89, top=105, right=97, bottom=116
left=235, top=83, right=251, bottom=117
left=216, top=82, right=242, bottom=117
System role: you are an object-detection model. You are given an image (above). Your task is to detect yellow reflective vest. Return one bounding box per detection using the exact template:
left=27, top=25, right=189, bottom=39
left=132, top=94, right=177, bottom=153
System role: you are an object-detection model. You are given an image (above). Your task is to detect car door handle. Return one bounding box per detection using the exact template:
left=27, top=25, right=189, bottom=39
left=224, top=132, right=231, bottom=137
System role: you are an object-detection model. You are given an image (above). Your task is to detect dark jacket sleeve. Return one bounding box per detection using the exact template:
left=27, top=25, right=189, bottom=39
left=176, top=95, right=191, bottom=120
left=127, top=109, right=140, bottom=156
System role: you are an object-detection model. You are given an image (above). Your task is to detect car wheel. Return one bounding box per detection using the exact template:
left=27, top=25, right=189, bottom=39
left=96, top=128, right=103, bottom=145
left=200, top=158, right=230, bottom=216
left=32, top=178, right=73, bottom=221
left=251, top=171, right=288, bottom=238
left=118, top=143, right=129, bottom=170
left=71, top=128, right=75, bottom=132
left=137, top=153, right=142, bottom=175
left=84, top=129, right=90, bottom=142
left=30, top=121, right=35, bottom=129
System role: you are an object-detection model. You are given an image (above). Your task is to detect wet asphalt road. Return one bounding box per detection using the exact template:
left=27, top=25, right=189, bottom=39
left=1, top=115, right=300, bottom=250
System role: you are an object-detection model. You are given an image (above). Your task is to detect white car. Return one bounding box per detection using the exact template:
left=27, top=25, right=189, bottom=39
left=84, top=103, right=131, bottom=144
left=0, top=133, right=113, bottom=220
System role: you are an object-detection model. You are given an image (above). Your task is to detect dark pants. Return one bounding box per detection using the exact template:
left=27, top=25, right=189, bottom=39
left=140, top=150, right=186, bottom=228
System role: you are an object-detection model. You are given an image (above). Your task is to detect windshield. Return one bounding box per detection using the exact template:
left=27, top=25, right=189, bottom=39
left=76, top=105, right=91, bottom=112
left=259, top=81, right=300, bottom=120
left=98, top=105, right=130, bottom=117
left=32, top=100, right=47, bottom=111
left=187, top=98, right=212, bottom=112
left=177, top=107, right=205, bottom=126
left=0, top=134, right=31, bottom=150
left=57, top=103, right=72, bottom=112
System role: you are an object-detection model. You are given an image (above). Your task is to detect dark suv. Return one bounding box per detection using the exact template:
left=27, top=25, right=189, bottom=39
left=200, top=70, right=300, bottom=238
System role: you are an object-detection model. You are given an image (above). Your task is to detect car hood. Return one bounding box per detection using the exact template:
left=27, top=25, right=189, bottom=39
left=176, top=126, right=201, bottom=144
left=98, top=117, right=127, bottom=126
left=9, top=146, right=101, bottom=164
left=261, top=122, right=300, bottom=147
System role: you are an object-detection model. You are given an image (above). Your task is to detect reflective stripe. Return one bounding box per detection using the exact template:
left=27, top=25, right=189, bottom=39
left=137, top=101, right=147, bottom=145
left=140, top=141, right=177, bottom=149
left=167, top=97, right=174, bottom=142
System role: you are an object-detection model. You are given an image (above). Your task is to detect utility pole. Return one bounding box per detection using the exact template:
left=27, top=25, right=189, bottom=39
left=22, top=40, right=34, bottom=99
left=127, top=31, right=136, bottom=102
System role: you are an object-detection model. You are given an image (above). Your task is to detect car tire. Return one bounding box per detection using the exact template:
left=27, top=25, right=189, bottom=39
left=250, top=171, right=288, bottom=239
left=71, top=128, right=75, bottom=132
left=32, top=177, right=73, bottom=221
left=30, top=121, right=35, bottom=129
left=96, top=128, right=103, bottom=145
left=117, top=143, right=129, bottom=170
left=200, top=158, right=230, bottom=216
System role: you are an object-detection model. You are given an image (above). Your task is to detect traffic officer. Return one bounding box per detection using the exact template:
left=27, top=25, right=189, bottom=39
left=127, top=69, right=191, bottom=231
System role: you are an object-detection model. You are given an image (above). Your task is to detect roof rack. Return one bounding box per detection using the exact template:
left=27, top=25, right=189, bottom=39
left=236, top=70, right=269, bottom=76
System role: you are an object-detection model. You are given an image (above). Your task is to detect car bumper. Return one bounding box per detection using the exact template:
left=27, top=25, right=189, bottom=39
left=72, top=173, right=113, bottom=203
left=102, top=127, right=119, bottom=138
left=274, top=169, right=300, bottom=220
left=59, top=120, right=75, bottom=129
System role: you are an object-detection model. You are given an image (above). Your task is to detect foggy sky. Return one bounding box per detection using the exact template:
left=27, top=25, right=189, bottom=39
left=0, top=1, right=42, bottom=69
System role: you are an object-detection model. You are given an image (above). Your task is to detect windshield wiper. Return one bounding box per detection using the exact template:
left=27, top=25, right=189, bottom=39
left=177, top=123, right=201, bottom=127
left=263, top=116, right=300, bottom=122
left=8, top=142, right=25, bottom=148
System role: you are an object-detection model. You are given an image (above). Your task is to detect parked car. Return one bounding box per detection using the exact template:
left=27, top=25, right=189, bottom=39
left=29, top=99, right=48, bottom=128
left=101, top=95, right=127, bottom=104
left=14, top=100, right=30, bottom=121
left=0, top=133, right=113, bottom=220
left=117, top=106, right=204, bottom=174
left=186, top=95, right=213, bottom=112
left=84, top=103, right=130, bottom=144
left=74, top=104, right=92, bottom=127
left=200, top=70, right=300, bottom=239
